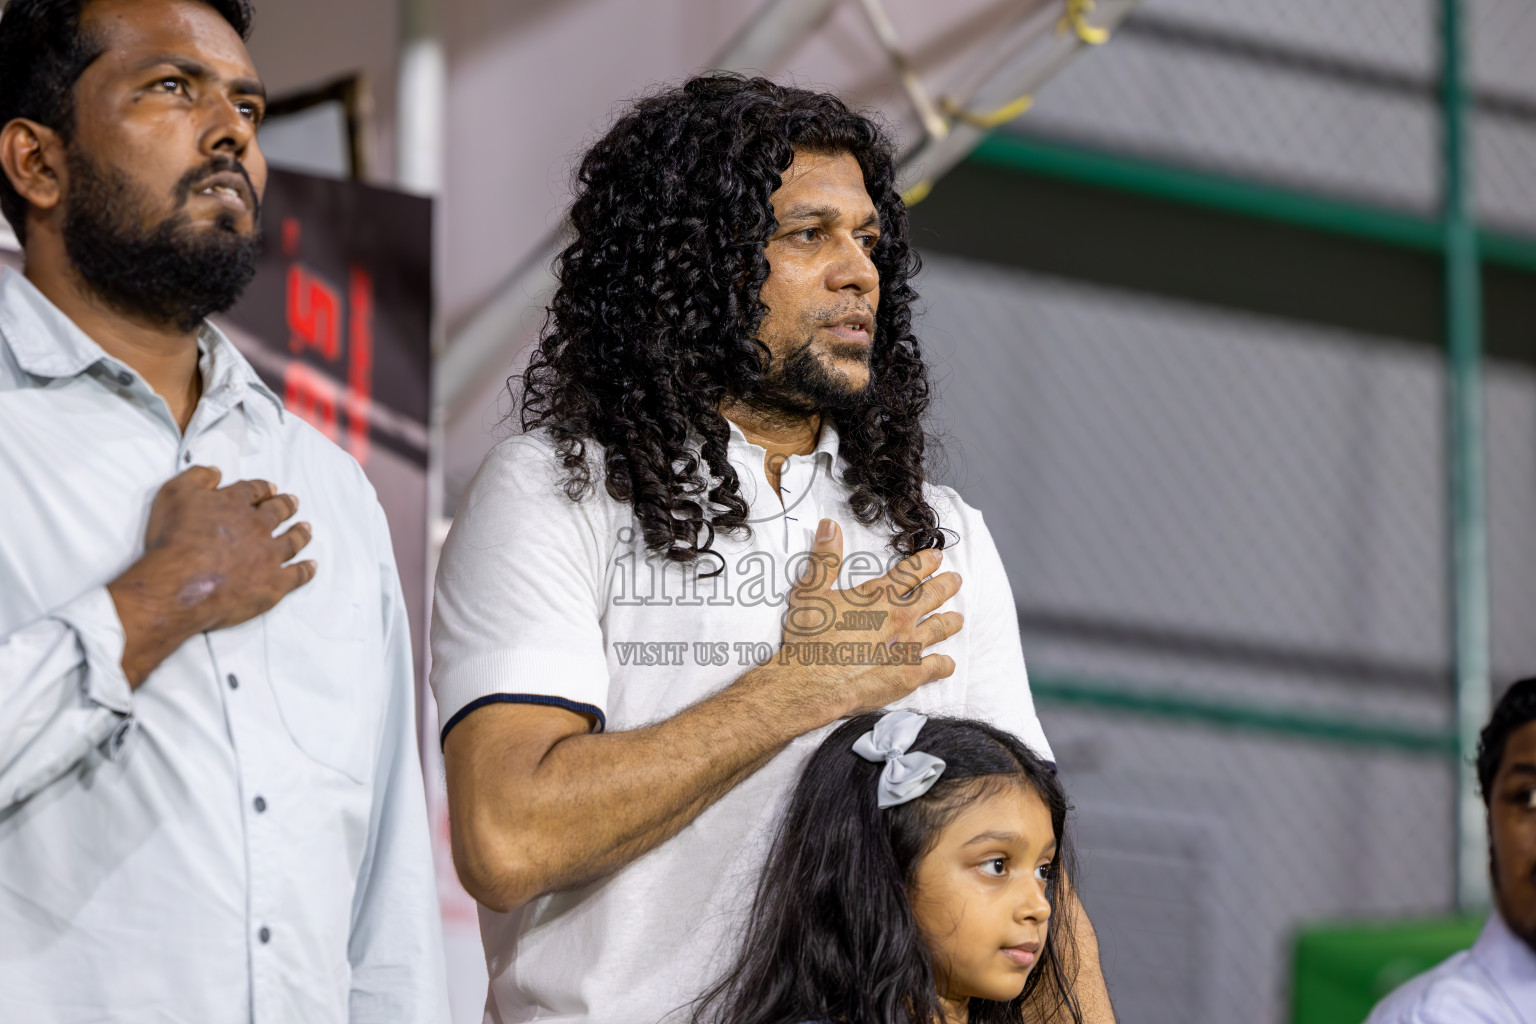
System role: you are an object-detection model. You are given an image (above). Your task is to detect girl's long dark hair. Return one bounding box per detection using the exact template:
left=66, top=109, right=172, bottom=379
left=519, top=74, right=944, bottom=567
left=693, top=714, right=1082, bottom=1024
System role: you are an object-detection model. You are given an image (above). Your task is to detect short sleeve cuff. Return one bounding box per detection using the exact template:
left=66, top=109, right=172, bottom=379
left=53, top=585, right=133, bottom=716
left=431, top=649, right=610, bottom=744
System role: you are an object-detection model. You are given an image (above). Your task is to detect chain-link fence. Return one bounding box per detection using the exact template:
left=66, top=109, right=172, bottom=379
left=905, top=1, right=1536, bottom=1020
left=1471, top=0, right=1536, bottom=235
left=919, top=260, right=1465, bottom=1023
left=1020, top=0, right=1441, bottom=213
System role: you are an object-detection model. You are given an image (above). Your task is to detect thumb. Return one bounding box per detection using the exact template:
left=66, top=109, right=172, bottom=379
left=812, top=518, right=843, bottom=557
left=799, top=519, right=843, bottom=589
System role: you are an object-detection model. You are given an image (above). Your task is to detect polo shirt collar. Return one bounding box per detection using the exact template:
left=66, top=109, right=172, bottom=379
left=0, top=265, right=283, bottom=423
left=198, top=320, right=286, bottom=423
left=724, top=414, right=841, bottom=471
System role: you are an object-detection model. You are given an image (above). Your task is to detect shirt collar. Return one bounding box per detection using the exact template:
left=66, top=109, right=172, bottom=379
left=0, top=266, right=109, bottom=379
left=1474, top=907, right=1536, bottom=1001
left=198, top=319, right=286, bottom=423
left=0, top=265, right=283, bottom=422
left=724, top=414, right=841, bottom=471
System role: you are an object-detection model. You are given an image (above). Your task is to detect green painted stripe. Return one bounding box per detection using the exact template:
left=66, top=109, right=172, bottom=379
left=966, top=132, right=1536, bottom=275
left=967, top=133, right=1443, bottom=251
left=1031, top=675, right=1459, bottom=756
left=1480, top=230, right=1536, bottom=274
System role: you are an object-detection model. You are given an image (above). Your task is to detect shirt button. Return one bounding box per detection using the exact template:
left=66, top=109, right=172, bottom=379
left=253, top=796, right=267, bottom=813
left=182, top=451, right=192, bottom=464
left=115, top=371, right=133, bottom=387
left=227, top=673, right=239, bottom=690
left=258, top=926, right=271, bottom=944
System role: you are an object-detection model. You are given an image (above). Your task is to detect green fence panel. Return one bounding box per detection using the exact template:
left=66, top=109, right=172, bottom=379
left=1290, top=916, right=1483, bottom=1024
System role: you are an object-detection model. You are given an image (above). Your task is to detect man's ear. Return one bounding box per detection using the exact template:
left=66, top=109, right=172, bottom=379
left=0, top=117, right=66, bottom=215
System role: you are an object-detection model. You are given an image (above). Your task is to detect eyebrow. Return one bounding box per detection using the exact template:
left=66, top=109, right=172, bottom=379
left=778, top=203, right=881, bottom=229
left=961, top=832, right=1060, bottom=861
left=1503, top=762, right=1536, bottom=778
left=134, top=54, right=267, bottom=102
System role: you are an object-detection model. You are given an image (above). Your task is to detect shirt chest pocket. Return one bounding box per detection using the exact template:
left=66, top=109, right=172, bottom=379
left=261, top=554, right=384, bottom=784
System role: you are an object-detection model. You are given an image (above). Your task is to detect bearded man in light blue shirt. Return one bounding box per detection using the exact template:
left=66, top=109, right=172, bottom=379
left=0, top=0, right=448, bottom=1021
left=1366, top=677, right=1536, bottom=1024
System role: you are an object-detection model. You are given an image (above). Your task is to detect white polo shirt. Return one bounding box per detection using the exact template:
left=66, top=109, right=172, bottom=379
left=431, top=419, right=1052, bottom=1024
left=1365, top=910, right=1536, bottom=1024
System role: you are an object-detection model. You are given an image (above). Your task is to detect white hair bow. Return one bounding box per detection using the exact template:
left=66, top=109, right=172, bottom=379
left=851, top=711, right=947, bottom=808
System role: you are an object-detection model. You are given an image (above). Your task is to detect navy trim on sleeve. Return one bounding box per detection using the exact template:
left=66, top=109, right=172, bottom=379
left=439, top=694, right=608, bottom=746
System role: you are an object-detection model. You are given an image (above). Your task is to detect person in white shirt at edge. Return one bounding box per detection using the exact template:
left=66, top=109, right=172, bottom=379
left=1365, top=677, right=1536, bottom=1024
left=432, top=75, right=1116, bottom=1024
left=0, top=1, right=449, bottom=1021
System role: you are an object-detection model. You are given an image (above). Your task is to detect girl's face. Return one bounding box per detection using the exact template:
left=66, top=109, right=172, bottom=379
left=910, top=780, right=1056, bottom=1019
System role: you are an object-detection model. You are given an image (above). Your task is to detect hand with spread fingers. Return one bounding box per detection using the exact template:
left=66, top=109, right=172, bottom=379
left=774, top=518, right=964, bottom=719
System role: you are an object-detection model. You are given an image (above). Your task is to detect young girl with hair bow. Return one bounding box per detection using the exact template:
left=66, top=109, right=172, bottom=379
left=692, top=711, right=1084, bottom=1024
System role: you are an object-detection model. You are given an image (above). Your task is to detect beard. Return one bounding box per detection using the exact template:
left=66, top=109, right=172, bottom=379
left=62, top=148, right=261, bottom=333
left=751, top=317, right=874, bottom=419
left=1490, top=847, right=1536, bottom=954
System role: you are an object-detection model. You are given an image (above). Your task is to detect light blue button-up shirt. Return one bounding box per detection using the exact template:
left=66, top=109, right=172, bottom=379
left=0, top=267, right=448, bottom=1023
left=1365, top=909, right=1536, bottom=1024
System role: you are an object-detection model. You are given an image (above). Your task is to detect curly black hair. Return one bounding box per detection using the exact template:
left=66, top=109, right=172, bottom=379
left=1478, top=677, right=1536, bottom=807
left=0, top=0, right=256, bottom=245
left=519, top=73, right=945, bottom=569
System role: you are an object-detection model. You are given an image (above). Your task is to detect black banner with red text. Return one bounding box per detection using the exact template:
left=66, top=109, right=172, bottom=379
left=220, top=168, right=433, bottom=691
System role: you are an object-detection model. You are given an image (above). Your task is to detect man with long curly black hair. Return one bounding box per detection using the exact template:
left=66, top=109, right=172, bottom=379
left=432, top=74, right=1113, bottom=1022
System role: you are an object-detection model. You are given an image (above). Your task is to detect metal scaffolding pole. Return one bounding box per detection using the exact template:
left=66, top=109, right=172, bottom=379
left=397, top=0, right=443, bottom=197
left=1441, top=0, right=1491, bottom=912
left=399, top=0, right=446, bottom=758
left=432, top=0, right=840, bottom=417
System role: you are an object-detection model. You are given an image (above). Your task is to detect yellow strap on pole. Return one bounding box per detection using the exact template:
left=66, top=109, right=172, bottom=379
left=901, top=180, right=933, bottom=206
left=1057, top=0, right=1110, bottom=45
left=857, top=0, right=950, bottom=140
left=942, top=93, right=1035, bottom=129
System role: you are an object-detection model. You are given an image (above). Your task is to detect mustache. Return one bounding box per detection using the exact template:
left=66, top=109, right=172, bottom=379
left=809, top=301, right=876, bottom=325
left=173, top=157, right=259, bottom=215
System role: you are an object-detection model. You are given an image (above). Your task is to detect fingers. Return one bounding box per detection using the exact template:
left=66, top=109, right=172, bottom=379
left=255, top=492, right=300, bottom=529
left=879, top=651, right=958, bottom=703
left=879, top=547, right=944, bottom=601
left=227, top=478, right=277, bottom=505
left=279, top=559, right=318, bottom=593
left=917, top=609, right=964, bottom=649
left=909, top=571, right=962, bottom=617
left=875, top=569, right=961, bottom=623
left=850, top=649, right=957, bottom=713
left=276, top=521, right=313, bottom=561
left=916, top=652, right=956, bottom=685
